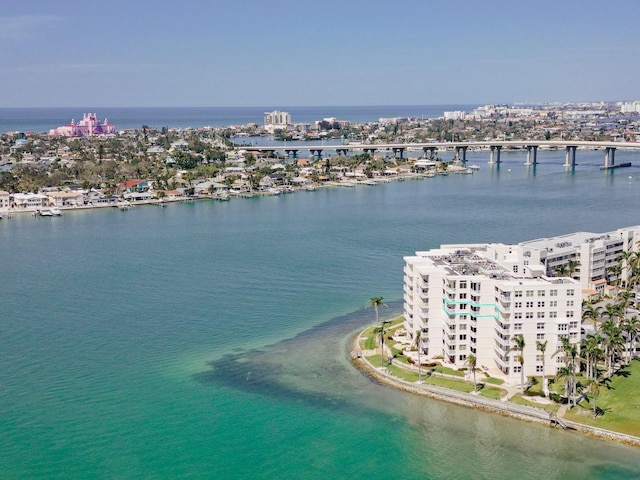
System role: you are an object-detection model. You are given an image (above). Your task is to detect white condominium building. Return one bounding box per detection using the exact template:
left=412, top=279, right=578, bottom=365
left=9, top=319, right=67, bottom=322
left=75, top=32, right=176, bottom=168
left=519, top=226, right=640, bottom=294
left=403, top=243, right=581, bottom=382
left=264, top=110, right=291, bottom=133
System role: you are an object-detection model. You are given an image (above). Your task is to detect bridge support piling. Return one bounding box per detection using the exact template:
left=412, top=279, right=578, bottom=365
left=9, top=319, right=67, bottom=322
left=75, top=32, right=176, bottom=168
left=423, top=146, right=437, bottom=159
left=489, top=146, right=501, bottom=165
left=455, top=146, right=468, bottom=165
left=525, top=145, right=538, bottom=166
left=605, top=147, right=616, bottom=168
left=309, top=149, right=323, bottom=159
left=392, top=147, right=405, bottom=159
left=564, top=146, right=577, bottom=168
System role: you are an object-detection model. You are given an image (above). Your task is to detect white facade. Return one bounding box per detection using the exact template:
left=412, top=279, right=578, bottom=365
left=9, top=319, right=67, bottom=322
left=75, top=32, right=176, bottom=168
left=519, top=226, right=640, bottom=291
left=0, top=190, right=10, bottom=211
left=403, top=244, right=582, bottom=382
left=11, top=193, right=48, bottom=209
left=264, top=110, right=291, bottom=133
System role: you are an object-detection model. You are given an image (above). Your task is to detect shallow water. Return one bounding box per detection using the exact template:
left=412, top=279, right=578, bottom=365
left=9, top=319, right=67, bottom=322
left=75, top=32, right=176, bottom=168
left=2, top=151, right=640, bottom=478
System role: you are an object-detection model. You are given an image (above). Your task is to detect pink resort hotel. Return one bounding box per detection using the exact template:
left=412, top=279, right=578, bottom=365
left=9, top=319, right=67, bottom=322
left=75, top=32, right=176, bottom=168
left=49, top=113, right=116, bottom=137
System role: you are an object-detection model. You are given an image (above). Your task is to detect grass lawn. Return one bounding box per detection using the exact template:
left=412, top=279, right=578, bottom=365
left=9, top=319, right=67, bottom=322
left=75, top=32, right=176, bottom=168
left=433, top=365, right=465, bottom=377
left=483, top=376, right=505, bottom=385
left=510, top=394, right=561, bottom=414
left=563, top=359, right=640, bottom=437
left=477, top=385, right=507, bottom=400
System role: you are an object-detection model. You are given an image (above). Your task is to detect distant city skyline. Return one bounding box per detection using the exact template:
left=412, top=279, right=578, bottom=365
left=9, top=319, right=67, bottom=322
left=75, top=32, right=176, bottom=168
left=2, top=0, right=639, bottom=108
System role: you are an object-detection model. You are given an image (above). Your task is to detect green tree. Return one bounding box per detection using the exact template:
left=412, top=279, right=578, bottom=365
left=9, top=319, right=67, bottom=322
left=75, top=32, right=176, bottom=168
left=466, top=354, right=478, bottom=392
left=511, top=334, right=526, bottom=393
left=368, top=296, right=388, bottom=365
left=536, top=340, right=548, bottom=396
left=622, top=316, right=640, bottom=364
left=414, top=329, right=422, bottom=381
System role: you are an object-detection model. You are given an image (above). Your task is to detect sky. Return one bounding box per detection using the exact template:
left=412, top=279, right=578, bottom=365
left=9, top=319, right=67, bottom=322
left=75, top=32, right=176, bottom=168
left=1, top=0, right=639, bottom=107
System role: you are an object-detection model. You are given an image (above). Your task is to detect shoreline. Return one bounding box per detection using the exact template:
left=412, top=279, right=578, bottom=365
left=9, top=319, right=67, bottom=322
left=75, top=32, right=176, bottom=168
left=349, top=325, right=640, bottom=448
left=0, top=171, right=439, bottom=217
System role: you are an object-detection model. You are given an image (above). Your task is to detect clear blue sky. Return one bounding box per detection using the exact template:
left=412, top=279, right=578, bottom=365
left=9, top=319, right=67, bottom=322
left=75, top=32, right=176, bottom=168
left=2, top=0, right=639, bottom=107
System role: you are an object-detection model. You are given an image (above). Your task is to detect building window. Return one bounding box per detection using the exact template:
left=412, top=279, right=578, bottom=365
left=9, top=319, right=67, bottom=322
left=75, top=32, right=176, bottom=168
left=460, top=293, right=467, bottom=299
left=566, top=300, right=574, bottom=307
left=526, top=290, right=534, bottom=297
left=514, top=365, right=522, bottom=373
left=515, top=302, right=522, bottom=308
left=537, top=333, right=545, bottom=340
left=538, top=301, right=545, bottom=308
left=536, top=365, right=544, bottom=373
left=537, top=312, right=545, bottom=318
left=538, top=290, right=545, bottom=296
left=569, top=321, right=578, bottom=329
left=566, top=311, right=574, bottom=318
left=550, top=290, right=558, bottom=296
left=526, top=301, right=533, bottom=308
left=537, top=322, right=545, bottom=330
left=559, top=324, right=568, bottom=331
left=459, top=345, right=467, bottom=351
left=514, top=323, right=522, bottom=330
left=550, top=300, right=557, bottom=307
left=459, top=354, right=467, bottom=361
left=459, top=281, right=467, bottom=289
left=525, top=312, right=533, bottom=319
left=536, top=355, right=543, bottom=361
left=567, top=289, right=574, bottom=296
left=515, top=291, right=522, bottom=297
left=459, top=324, right=467, bottom=330
left=514, top=313, right=522, bottom=319
left=459, top=334, right=467, bottom=340
left=513, top=265, right=518, bottom=273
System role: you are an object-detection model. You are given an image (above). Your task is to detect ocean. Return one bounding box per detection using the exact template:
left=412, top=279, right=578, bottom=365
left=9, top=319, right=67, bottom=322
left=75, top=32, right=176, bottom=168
left=1, top=111, right=640, bottom=478
left=0, top=105, right=478, bottom=133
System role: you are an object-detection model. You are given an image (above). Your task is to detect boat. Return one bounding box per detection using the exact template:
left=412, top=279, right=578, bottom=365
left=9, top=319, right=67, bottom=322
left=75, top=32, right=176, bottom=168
left=305, top=185, right=316, bottom=191
left=117, top=201, right=133, bottom=211
left=36, top=209, right=61, bottom=216
left=469, top=164, right=480, bottom=170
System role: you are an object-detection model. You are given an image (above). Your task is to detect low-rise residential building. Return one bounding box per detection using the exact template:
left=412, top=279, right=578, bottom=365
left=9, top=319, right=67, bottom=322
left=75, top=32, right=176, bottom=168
left=0, top=190, right=10, bottom=210
left=46, top=191, right=85, bottom=207
left=11, top=193, right=48, bottom=209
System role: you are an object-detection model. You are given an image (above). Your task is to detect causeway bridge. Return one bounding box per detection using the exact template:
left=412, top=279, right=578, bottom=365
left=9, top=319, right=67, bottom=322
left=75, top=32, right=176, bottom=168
left=242, top=140, right=640, bottom=169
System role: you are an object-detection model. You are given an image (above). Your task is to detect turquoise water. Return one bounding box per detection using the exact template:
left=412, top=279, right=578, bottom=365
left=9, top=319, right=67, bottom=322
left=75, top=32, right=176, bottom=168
left=2, top=151, right=640, bottom=479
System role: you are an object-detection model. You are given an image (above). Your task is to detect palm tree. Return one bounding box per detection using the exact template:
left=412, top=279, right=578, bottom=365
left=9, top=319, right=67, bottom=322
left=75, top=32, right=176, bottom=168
left=567, top=259, right=581, bottom=279
left=582, top=333, right=603, bottom=380
left=414, top=329, right=422, bottom=381
left=368, top=296, right=388, bottom=365
left=511, top=334, right=526, bottom=393
left=617, top=250, right=638, bottom=288
left=607, top=264, right=623, bottom=297
left=553, top=264, right=569, bottom=277
left=554, top=337, right=578, bottom=407
left=622, top=316, right=640, bottom=363
left=466, top=354, right=478, bottom=392
left=601, top=319, right=623, bottom=376
left=582, top=304, right=602, bottom=333
left=536, top=340, right=548, bottom=396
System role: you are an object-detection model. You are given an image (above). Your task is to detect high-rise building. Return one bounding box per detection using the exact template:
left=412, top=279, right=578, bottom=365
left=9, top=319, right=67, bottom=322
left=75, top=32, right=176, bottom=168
left=403, top=243, right=581, bottom=381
